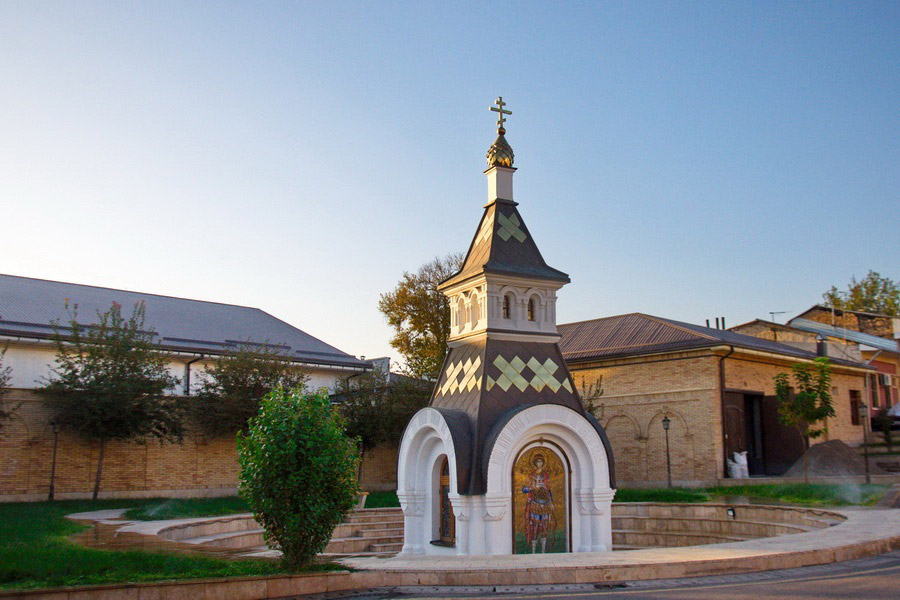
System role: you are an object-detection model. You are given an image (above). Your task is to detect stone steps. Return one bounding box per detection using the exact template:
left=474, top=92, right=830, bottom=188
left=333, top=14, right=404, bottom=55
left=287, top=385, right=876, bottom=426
left=325, top=534, right=404, bottom=554
left=613, top=530, right=746, bottom=547
left=182, top=528, right=265, bottom=549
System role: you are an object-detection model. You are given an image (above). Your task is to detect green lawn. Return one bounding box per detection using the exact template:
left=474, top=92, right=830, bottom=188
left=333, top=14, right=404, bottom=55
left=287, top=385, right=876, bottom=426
left=705, top=483, right=888, bottom=506
left=0, top=499, right=337, bottom=590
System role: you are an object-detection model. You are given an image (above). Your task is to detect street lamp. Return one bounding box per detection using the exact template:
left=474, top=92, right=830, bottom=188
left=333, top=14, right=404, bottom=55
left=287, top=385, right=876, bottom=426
left=662, top=415, right=672, bottom=489
left=859, top=402, right=871, bottom=485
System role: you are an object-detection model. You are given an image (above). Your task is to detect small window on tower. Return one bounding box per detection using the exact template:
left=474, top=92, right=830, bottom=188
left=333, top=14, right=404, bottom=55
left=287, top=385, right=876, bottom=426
left=527, top=298, right=536, bottom=321
left=503, top=295, right=511, bottom=319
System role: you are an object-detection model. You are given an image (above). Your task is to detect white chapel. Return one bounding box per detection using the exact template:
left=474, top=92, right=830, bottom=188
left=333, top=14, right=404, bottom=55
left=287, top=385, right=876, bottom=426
left=396, top=99, right=616, bottom=556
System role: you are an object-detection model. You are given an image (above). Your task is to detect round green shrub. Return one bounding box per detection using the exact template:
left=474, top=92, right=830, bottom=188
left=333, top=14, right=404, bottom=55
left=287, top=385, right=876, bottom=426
left=236, top=388, right=359, bottom=569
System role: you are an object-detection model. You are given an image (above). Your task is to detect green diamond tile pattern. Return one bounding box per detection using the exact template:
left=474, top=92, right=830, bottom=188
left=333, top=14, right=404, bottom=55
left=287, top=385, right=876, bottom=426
left=496, top=211, right=527, bottom=243
left=486, top=353, right=573, bottom=394
left=436, top=355, right=482, bottom=397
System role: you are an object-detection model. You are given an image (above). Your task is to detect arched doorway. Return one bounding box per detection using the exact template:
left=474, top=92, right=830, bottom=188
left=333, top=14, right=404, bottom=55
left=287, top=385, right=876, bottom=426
left=511, top=443, right=570, bottom=554
left=438, top=457, right=455, bottom=544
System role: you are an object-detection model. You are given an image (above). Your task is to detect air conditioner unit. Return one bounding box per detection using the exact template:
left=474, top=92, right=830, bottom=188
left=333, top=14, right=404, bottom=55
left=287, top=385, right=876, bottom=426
left=879, top=373, right=893, bottom=387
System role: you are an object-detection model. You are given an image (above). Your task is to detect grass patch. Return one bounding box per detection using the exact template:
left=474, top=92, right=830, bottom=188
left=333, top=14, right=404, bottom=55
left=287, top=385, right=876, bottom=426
left=364, top=491, right=400, bottom=508
left=614, top=488, right=710, bottom=503
left=123, top=496, right=249, bottom=521
left=0, top=499, right=342, bottom=590
left=706, top=483, right=889, bottom=506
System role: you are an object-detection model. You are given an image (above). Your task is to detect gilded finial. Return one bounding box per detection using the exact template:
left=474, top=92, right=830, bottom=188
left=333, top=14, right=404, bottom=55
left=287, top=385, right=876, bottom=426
left=487, top=96, right=515, bottom=168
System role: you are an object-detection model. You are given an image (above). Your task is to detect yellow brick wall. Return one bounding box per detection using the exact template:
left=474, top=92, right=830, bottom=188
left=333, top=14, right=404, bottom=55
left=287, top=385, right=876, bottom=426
left=0, top=390, right=396, bottom=500
left=724, top=356, right=866, bottom=445
left=570, top=352, right=724, bottom=486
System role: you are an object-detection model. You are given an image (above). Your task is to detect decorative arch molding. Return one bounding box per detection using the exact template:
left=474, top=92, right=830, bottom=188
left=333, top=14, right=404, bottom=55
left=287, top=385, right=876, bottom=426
left=475, top=404, right=615, bottom=554
left=484, top=404, right=612, bottom=495
left=604, top=413, right=642, bottom=441
left=396, top=407, right=473, bottom=555
left=648, top=408, right=691, bottom=437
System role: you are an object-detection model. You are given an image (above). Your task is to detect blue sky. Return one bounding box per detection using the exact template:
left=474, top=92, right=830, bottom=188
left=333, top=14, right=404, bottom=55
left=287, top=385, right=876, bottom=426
left=2, top=1, right=897, bottom=364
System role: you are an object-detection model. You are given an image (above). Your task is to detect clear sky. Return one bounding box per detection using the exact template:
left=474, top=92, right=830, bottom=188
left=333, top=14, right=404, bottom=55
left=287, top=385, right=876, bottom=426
left=2, top=1, right=897, bottom=365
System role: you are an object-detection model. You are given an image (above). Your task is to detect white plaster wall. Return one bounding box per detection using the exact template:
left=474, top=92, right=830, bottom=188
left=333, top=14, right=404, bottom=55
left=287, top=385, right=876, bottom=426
left=1, top=341, right=354, bottom=395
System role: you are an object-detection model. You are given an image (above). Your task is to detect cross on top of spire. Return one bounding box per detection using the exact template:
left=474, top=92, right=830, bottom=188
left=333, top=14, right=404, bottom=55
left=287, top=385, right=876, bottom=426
left=490, top=97, right=511, bottom=133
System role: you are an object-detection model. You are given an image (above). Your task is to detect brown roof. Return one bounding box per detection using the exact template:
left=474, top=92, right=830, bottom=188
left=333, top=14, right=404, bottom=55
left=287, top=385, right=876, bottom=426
left=440, top=199, right=569, bottom=289
left=558, top=313, right=870, bottom=368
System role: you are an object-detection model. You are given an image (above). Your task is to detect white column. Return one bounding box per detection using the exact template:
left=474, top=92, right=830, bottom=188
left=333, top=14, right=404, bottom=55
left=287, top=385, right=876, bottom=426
left=398, top=491, right=426, bottom=555
left=482, top=493, right=511, bottom=554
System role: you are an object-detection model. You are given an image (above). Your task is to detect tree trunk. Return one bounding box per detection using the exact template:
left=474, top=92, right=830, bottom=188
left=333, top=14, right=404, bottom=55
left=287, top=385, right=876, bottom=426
left=92, top=439, right=106, bottom=501
left=798, top=426, right=809, bottom=484
left=48, top=428, right=59, bottom=501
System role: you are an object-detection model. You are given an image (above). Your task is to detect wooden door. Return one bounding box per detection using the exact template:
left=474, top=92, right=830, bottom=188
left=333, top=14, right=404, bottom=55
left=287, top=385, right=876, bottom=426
left=723, top=392, right=747, bottom=468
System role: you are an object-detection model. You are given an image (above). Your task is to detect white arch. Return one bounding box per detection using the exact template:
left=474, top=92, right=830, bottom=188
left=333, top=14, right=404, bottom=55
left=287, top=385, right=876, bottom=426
left=484, top=404, right=615, bottom=553
left=396, top=408, right=460, bottom=555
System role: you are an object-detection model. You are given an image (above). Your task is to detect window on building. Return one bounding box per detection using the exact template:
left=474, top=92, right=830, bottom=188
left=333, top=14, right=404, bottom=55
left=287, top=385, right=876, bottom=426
left=527, top=298, right=535, bottom=321
left=850, top=390, right=861, bottom=426
left=502, top=294, right=511, bottom=319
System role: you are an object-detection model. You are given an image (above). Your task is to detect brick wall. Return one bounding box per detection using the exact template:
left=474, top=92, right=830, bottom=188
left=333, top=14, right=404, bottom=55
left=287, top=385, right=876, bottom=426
left=568, top=348, right=870, bottom=487
left=724, top=355, right=866, bottom=445
left=570, top=351, right=724, bottom=486
left=0, top=390, right=396, bottom=501
left=359, top=444, right=399, bottom=492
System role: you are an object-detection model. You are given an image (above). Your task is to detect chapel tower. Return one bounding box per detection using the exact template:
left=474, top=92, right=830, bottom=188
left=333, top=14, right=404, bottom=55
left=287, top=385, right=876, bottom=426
left=397, top=99, right=615, bottom=556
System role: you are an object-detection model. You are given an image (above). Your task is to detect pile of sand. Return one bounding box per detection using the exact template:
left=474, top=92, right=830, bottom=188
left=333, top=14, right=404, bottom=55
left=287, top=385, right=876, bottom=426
left=784, top=439, right=887, bottom=478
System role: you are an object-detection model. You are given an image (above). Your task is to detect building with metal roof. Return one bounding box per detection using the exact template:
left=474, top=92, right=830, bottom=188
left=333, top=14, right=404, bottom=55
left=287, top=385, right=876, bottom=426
left=555, top=313, right=873, bottom=484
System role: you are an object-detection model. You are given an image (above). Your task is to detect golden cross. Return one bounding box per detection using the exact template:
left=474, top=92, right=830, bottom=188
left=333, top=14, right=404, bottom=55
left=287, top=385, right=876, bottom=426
left=490, top=96, right=511, bottom=130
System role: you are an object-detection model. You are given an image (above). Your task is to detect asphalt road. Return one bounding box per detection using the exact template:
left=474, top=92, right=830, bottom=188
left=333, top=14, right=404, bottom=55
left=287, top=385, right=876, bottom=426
left=314, top=551, right=900, bottom=600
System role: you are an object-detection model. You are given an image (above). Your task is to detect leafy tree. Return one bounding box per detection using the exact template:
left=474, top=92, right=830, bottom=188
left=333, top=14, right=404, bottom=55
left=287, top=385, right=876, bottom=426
left=576, top=373, right=604, bottom=416
left=823, top=270, right=899, bottom=316
left=191, top=344, right=308, bottom=437
left=773, top=357, right=836, bottom=482
left=0, top=345, right=18, bottom=434
left=378, top=252, right=463, bottom=380
left=38, top=301, right=182, bottom=500
left=337, top=366, right=430, bottom=469
left=237, top=388, right=359, bottom=569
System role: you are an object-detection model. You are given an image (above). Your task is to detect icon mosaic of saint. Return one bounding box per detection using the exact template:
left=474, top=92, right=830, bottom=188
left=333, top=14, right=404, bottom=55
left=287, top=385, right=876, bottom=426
left=513, top=446, right=567, bottom=554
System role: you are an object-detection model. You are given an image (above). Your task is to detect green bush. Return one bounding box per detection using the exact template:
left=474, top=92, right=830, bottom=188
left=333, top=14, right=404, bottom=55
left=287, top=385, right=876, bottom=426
left=237, top=388, right=359, bottom=569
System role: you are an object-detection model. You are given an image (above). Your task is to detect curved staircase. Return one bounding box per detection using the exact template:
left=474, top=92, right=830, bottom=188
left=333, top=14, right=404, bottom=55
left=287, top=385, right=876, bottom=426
left=152, top=503, right=844, bottom=559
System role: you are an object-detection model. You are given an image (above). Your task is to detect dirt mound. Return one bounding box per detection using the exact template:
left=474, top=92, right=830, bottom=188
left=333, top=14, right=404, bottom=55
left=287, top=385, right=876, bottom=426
left=784, top=439, right=887, bottom=477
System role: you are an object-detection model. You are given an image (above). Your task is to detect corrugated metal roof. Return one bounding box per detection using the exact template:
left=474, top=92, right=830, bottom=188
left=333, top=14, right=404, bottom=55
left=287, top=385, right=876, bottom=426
left=558, top=313, right=870, bottom=368
left=788, top=318, right=900, bottom=354
left=0, top=274, right=368, bottom=369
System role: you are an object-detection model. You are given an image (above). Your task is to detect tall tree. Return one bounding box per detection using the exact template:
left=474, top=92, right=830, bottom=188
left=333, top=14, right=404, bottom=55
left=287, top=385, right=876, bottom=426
left=823, top=270, right=899, bottom=316
left=0, top=345, right=17, bottom=434
left=191, top=344, right=308, bottom=437
left=378, top=252, right=463, bottom=380
left=773, top=357, right=836, bottom=483
left=38, top=301, right=183, bottom=500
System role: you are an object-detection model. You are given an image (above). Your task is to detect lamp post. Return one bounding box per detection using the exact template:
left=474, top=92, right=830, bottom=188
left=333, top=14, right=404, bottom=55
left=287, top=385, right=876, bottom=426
left=859, top=402, right=871, bottom=485
left=662, top=415, right=672, bottom=489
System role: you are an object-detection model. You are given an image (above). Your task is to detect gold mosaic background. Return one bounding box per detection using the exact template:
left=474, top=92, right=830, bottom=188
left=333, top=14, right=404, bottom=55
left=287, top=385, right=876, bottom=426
left=512, top=445, right=568, bottom=554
